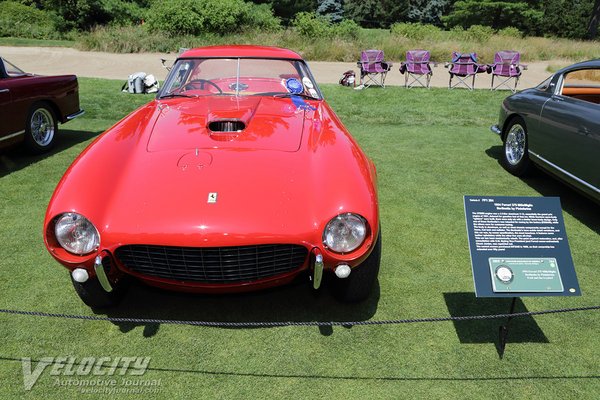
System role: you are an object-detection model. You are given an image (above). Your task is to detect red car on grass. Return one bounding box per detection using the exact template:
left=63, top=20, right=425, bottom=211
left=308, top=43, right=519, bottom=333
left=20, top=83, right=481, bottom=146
left=0, top=57, right=83, bottom=153
left=44, top=46, right=380, bottom=308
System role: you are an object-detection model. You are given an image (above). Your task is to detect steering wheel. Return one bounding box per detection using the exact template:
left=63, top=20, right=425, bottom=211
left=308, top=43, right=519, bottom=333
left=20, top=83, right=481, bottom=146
left=181, top=79, right=223, bottom=94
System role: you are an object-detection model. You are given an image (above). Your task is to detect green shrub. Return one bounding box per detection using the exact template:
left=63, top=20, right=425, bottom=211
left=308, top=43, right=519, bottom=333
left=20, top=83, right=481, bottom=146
left=145, top=0, right=280, bottom=36
left=78, top=25, right=183, bottom=53
left=332, top=19, right=360, bottom=40
left=146, top=0, right=208, bottom=36
left=464, top=25, right=494, bottom=42
left=242, top=3, right=281, bottom=32
left=292, top=12, right=332, bottom=38
left=42, top=0, right=111, bottom=32
left=390, top=22, right=442, bottom=40
left=0, top=1, right=59, bottom=39
left=292, top=12, right=358, bottom=39
left=102, top=0, right=147, bottom=26
left=498, top=26, right=522, bottom=38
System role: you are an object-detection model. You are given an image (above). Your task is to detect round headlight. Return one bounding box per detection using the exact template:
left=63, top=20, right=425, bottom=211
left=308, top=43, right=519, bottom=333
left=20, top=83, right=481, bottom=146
left=323, top=213, right=367, bottom=253
left=54, top=213, right=100, bottom=255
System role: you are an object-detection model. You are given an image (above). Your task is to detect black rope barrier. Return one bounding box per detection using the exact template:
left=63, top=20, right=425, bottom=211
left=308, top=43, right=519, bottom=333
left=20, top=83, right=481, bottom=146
left=0, top=305, right=599, bottom=327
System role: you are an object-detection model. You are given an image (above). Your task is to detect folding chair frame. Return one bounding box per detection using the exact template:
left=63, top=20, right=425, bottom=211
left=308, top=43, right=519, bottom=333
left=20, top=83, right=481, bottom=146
left=361, top=70, right=389, bottom=88
left=491, top=71, right=520, bottom=93
left=449, top=69, right=479, bottom=90
left=404, top=68, right=432, bottom=89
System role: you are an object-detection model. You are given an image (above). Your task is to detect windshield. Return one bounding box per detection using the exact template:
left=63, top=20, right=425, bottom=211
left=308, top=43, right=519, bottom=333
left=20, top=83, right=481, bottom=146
left=535, top=76, right=553, bottom=91
left=1, top=58, right=26, bottom=77
left=159, top=58, right=322, bottom=99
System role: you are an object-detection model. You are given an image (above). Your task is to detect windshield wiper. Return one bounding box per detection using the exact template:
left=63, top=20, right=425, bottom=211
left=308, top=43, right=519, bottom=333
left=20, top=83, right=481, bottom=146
left=159, top=93, right=198, bottom=99
left=274, top=93, right=317, bottom=100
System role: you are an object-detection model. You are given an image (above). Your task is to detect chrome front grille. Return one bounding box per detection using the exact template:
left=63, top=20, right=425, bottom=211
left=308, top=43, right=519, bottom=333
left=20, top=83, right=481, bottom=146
left=115, top=244, right=308, bottom=284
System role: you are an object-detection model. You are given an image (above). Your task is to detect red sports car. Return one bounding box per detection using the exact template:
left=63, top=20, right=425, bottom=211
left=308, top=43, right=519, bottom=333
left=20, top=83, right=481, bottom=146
left=44, top=46, right=380, bottom=308
left=0, top=57, right=83, bottom=153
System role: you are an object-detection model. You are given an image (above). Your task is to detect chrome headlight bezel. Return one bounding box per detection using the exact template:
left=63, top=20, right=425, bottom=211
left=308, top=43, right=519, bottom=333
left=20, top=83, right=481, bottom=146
left=322, top=213, right=368, bottom=254
left=54, top=212, right=100, bottom=256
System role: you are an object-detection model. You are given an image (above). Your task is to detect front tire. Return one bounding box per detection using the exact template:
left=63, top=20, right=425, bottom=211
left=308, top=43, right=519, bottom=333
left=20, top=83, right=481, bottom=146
left=71, top=276, right=127, bottom=309
left=502, top=116, right=530, bottom=176
left=24, top=103, right=57, bottom=154
left=332, top=231, right=381, bottom=303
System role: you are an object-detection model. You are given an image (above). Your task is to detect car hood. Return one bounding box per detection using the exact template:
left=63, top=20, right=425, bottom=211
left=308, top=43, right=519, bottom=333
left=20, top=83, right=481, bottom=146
left=46, top=99, right=378, bottom=250
left=94, top=148, right=328, bottom=246
left=147, top=96, right=305, bottom=152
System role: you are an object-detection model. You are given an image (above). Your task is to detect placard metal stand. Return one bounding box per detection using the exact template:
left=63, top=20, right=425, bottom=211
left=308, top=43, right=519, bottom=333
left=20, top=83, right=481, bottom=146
left=464, top=196, right=581, bottom=359
left=497, top=297, right=517, bottom=359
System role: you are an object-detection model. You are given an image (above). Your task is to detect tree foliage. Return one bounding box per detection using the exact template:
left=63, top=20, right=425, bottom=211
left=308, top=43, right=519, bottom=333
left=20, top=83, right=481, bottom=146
left=145, top=0, right=280, bottom=36
left=46, top=0, right=110, bottom=31
left=407, top=0, right=453, bottom=26
left=248, top=0, right=317, bottom=24
left=589, top=0, right=600, bottom=38
left=292, top=11, right=359, bottom=38
left=316, top=0, right=343, bottom=23
left=20, top=0, right=149, bottom=30
left=4, top=0, right=600, bottom=41
left=101, top=0, right=148, bottom=25
left=345, top=0, right=409, bottom=28
left=540, top=0, right=594, bottom=39
left=0, top=1, right=59, bottom=38
left=443, top=0, right=543, bottom=34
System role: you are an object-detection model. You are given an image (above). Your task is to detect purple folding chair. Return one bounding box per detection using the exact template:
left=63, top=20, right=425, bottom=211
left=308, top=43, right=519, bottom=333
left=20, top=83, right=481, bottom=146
left=399, top=50, right=432, bottom=88
left=357, top=50, right=392, bottom=88
left=487, top=50, right=523, bottom=92
left=446, top=52, right=487, bottom=90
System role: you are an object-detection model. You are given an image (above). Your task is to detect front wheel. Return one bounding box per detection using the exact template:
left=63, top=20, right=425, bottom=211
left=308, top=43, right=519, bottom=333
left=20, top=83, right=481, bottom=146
left=332, top=231, right=381, bottom=303
left=24, top=103, right=58, bottom=154
left=502, top=116, right=530, bottom=176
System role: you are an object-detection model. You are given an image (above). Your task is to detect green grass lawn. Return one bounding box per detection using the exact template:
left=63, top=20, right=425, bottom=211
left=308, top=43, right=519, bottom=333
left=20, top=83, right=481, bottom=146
left=0, top=37, right=76, bottom=48
left=1, top=80, right=599, bottom=399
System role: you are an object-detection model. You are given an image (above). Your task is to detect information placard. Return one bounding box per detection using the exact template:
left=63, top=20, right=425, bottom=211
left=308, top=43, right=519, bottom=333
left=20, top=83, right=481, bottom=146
left=489, top=257, right=564, bottom=293
left=464, top=196, right=580, bottom=297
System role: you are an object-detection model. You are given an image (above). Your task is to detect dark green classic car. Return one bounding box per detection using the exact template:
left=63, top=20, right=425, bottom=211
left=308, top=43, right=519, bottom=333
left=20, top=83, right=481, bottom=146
left=491, top=60, right=600, bottom=204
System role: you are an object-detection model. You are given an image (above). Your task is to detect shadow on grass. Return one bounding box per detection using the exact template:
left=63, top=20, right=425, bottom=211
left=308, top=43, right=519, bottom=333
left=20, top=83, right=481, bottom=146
left=0, top=129, right=100, bottom=178
left=485, top=145, right=600, bottom=235
left=96, top=275, right=380, bottom=337
left=2, top=355, right=599, bottom=381
left=444, top=292, right=548, bottom=357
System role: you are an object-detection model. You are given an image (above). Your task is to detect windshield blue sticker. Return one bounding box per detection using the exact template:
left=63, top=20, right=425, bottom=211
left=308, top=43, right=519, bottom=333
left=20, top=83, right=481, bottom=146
left=285, top=78, right=315, bottom=111
left=285, top=78, right=303, bottom=94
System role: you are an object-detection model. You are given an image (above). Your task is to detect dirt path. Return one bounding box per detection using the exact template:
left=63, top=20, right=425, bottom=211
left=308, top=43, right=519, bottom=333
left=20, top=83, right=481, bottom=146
left=2, top=46, right=559, bottom=90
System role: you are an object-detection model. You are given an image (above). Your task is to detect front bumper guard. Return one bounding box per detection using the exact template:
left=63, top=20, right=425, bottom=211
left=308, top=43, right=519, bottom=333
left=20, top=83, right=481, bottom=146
left=311, top=250, right=324, bottom=290
left=94, top=254, right=113, bottom=293
left=490, top=124, right=502, bottom=136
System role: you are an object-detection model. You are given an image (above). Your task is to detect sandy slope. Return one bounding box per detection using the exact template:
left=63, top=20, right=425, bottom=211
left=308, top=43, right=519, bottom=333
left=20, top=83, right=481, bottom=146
left=1, top=45, right=561, bottom=90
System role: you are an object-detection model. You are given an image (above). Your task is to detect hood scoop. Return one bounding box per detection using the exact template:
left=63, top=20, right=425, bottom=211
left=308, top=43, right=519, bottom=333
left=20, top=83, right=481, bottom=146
left=208, top=120, right=246, bottom=132
left=208, top=119, right=245, bottom=142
